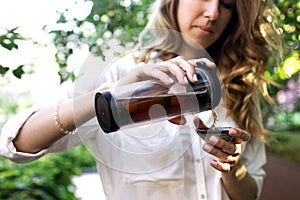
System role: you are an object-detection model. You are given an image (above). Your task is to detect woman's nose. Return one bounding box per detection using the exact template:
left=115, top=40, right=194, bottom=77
left=203, top=0, right=219, bottom=21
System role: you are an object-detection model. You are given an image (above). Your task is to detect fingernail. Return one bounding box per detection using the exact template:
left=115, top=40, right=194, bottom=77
left=211, top=160, right=218, bottom=166
left=209, top=135, right=218, bottom=145
left=193, top=74, right=198, bottom=82
left=168, top=77, right=174, bottom=84
left=203, top=143, right=213, bottom=152
left=230, top=128, right=237, bottom=136
left=183, top=76, right=188, bottom=83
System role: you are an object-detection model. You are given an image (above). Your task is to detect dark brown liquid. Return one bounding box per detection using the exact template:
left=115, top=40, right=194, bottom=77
left=116, top=91, right=211, bottom=125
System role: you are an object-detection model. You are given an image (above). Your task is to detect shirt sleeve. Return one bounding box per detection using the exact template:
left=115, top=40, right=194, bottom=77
left=241, top=137, right=267, bottom=199
left=0, top=105, right=50, bottom=163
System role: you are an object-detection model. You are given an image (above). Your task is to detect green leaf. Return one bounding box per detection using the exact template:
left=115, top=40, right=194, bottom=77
left=0, top=65, right=9, bottom=75
left=12, top=65, right=25, bottom=79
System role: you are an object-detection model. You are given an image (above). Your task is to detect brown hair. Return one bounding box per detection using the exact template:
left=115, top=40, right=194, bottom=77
left=138, top=0, right=282, bottom=141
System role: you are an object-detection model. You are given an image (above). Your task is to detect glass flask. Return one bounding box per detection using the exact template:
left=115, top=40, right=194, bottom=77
left=95, top=61, right=222, bottom=133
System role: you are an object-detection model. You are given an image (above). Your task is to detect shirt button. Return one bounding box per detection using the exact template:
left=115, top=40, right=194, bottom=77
left=195, top=159, right=201, bottom=163
left=201, top=194, right=206, bottom=199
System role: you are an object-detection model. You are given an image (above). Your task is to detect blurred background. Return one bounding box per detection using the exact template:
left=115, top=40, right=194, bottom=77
left=0, top=0, right=299, bottom=199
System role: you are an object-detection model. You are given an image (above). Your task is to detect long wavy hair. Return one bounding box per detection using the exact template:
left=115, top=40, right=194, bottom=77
left=137, top=0, right=282, bottom=141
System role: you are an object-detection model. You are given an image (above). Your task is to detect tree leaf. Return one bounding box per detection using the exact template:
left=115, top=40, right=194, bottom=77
left=0, top=65, right=9, bottom=75
left=12, top=65, right=25, bottom=79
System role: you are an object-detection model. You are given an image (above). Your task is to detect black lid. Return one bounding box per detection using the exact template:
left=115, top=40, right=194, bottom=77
left=95, top=91, right=120, bottom=133
left=192, top=61, right=222, bottom=108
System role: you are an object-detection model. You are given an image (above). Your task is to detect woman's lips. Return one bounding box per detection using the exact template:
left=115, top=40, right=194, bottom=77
left=194, top=25, right=214, bottom=35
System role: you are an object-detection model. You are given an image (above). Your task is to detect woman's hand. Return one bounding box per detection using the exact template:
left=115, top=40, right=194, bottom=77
left=119, top=56, right=196, bottom=86
left=194, top=118, right=251, bottom=172
left=94, top=56, right=199, bottom=93
left=119, top=56, right=215, bottom=86
left=96, top=56, right=215, bottom=92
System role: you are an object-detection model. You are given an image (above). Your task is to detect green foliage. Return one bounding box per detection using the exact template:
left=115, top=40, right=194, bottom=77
left=0, top=27, right=24, bottom=51
left=0, top=145, right=96, bottom=199
left=0, top=89, right=31, bottom=131
left=50, top=0, right=152, bottom=83
left=267, top=130, right=300, bottom=164
left=0, top=88, right=96, bottom=199
left=265, top=0, right=300, bottom=83
left=0, top=27, right=28, bottom=79
left=275, top=111, right=300, bottom=129
left=276, top=0, right=299, bottom=49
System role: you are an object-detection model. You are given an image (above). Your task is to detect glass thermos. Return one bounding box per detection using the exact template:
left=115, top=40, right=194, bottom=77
left=95, top=61, right=222, bottom=133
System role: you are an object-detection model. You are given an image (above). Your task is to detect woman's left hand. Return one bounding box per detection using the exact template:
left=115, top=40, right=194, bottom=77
left=195, top=118, right=251, bottom=172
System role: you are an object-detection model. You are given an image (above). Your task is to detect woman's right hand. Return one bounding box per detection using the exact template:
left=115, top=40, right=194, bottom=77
left=96, top=56, right=216, bottom=93
left=119, top=56, right=215, bottom=86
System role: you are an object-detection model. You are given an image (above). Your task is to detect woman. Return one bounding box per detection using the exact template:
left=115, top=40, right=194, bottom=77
left=0, top=0, right=281, bottom=199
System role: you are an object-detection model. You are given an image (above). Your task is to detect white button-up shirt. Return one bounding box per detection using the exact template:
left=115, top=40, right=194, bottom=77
left=0, top=54, right=266, bottom=200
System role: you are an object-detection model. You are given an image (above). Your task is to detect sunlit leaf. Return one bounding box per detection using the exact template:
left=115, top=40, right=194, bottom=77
left=282, top=51, right=300, bottom=78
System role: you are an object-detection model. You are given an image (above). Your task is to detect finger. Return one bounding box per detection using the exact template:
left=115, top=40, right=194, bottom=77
left=210, top=159, right=231, bottom=172
left=141, top=66, right=175, bottom=85
left=202, top=143, right=229, bottom=160
left=208, top=135, right=237, bottom=154
left=119, top=64, right=175, bottom=86
left=203, top=143, right=240, bottom=163
left=188, top=58, right=216, bottom=69
left=229, top=128, right=251, bottom=144
left=157, top=61, right=187, bottom=85
left=170, top=56, right=198, bottom=83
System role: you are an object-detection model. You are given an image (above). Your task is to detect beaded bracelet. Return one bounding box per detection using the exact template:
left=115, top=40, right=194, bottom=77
left=54, top=101, right=74, bottom=135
